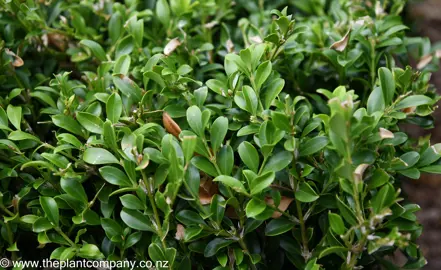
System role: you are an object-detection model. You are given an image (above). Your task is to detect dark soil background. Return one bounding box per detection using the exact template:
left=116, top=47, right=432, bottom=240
left=404, top=1, right=441, bottom=268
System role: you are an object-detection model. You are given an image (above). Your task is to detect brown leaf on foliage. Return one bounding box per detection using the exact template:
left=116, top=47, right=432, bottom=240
left=175, top=224, right=185, bottom=240
left=164, top=38, right=181, bottom=56
left=330, top=29, right=351, bottom=52
left=417, top=54, right=433, bottom=69
left=48, top=33, right=68, bottom=52
left=199, top=173, right=218, bottom=205
left=163, top=112, right=182, bottom=138
left=265, top=196, right=294, bottom=218
left=5, top=49, right=24, bottom=67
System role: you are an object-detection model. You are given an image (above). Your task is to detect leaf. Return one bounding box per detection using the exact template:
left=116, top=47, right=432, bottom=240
left=163, top=112, right=182, bottom=138
left=328, top=212, right=345, bottom=235
left=191, top=156, right=218, bottom=177
left=182, top=135, right=197, bottom=164
left=250, top=171, right=275, bottom=195
left=204, top=238, right=234, bottom=257
left=60, top=178, right=88, bottom=203
left=371, top=184, right=395, bottom=214
left=217, top=145, right=234, bottom=175
left=420, top=165, right=441, bottom=174
left=83, top=148, right=119, bottom=165
left=336, top=196, right=357, bottom=226
left=255, top=61, right=272, bottom=91
left=120, top=208, right=154, bottom=232
left=378, top=67, right=395, bottom=105
left=318, top=246, right=347, bottom=259
left=206, top=79, right=227, bottom=96
left=263, top=78, right=285, bottom=109
left=367, top=87, right=385, bottom=115
left=30, top=91, right=57, bottom=108
left=80, top=40, right=107, bottom=61
left=295, top=182, right=319, bottom=203
left=246, top=198, right=267, bottom=218
left=299, top=136, right=329, bottom=156
left=330, top=29, right=351, bottom=52
left=176, top=210, right=205, bottom=226
left=262, top=151, right=293, bottom=173
left=99, top=166, right=132, bottom=187
left=7, top=105, right=21, bottom=130
left=52, top=115, right=85, bottom=137
left=238, top=142, right=260, bottom=173
left=101, top=218, right=122, bottom=239
left=265, top=218, right=294, bottom=236
left=187, top=106, right=203, bottom=137
left=213, top=175, right=248, bottom=195
left=156, top=0, right=171, bottom=28
left=8, top=130, right=41, bottom=142
left=120, top=194, right=144, bottom=210
left=394, top=95, right=434, bottom=110
left=77, top=112, right=103, bottom=134
left=113, top=75, right=142, bottom=102
left=210, top=117, right=228, bottom=153
left=40, top=197, right=59, bottom=226
left=106, top=93, right=123, bottom=123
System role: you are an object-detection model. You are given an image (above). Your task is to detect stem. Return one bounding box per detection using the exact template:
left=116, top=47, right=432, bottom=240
left=54, top=227, right=75, bottom=246
left=141, top=171, right=166, bottom=250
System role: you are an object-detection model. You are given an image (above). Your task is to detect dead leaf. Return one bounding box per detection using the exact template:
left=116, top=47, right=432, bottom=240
left=48, top=33, right=68, bottom=52
left=436, top=50, right=441, bottom=58
left=417, top=54, right=433, bottom=69
left=5, top=49, right=24, bottom=67
left=163, top=112, right=182, bottom=138
left=265, top=196, right=294, bottom=218
left=164, top=38, right=181, bottom=56
left=175, top=224, right=185, bottom=240
left=226, top=39, right=234, bottom=53
left=330, top=29, right=351, bottom=52
left=354, top=164, right=369, bottom=182
left=403, top=106, right=416, bottom=114
left=379, top=128, right=394, bottom=139
left=199, top=173, right=218, bottom=205
left=249, top=36, right=263, bottom=44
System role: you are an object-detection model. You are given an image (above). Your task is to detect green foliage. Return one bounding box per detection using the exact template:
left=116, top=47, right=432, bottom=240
left=0, top=0, right=440, bottom=269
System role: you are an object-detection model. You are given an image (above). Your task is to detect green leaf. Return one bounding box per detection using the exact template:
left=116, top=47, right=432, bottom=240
left=217, top=145, right=234, bottom=175
left=262, top=151, right=293, bottom=173
left=272, top=111, right=291, bottom=132
left=120, top=194, right=144, bottom=210
left=8, top=130, right=41, bottom=142
left=206, top=79, right=227, bottom=96
left=60, top=178, right=88, bottom=203
left=250, top=171, right=275, bottom=195
left=295, top=182, right=319, bottom=202
left=7, top=105, right=21, bottom=130
left=101, top=218, right=123, bottom=239
left=99, top=166, right=132, bottom=187
left=420, top=165, right=441, bottom=174
left=336, top=196, right=357, bottom=226
left=318, top=246, right=347, bottom=259
left=394, top=95, right=434, bottom=110
left=328, top=212, right=345, bottom=235
left=367, top=87, right=385, bottom=115
left=210, top=116, right=228, bottom=153
left=263, top=78, right=284, bottom=109
left=156, top=0, right=171, bottom=27
left=299, top=136, right=329, bottom=157
left=204, top=238, right=234, bottom=257
left=52, top=115, right=85, bottom=137
left=83, top=148, right=119, bottom=165
left=106, top=92, right=123, bottom=123
left=40, top=197, right=59, bottom=226
left=255, top=61, right=272, bottom=91
left=176, top=210, right=205, bottom=226
left=80, top=40, right=107, bottom=61
left=182, top=135, right=197, bottom=164
left=191, top=156, right=218, bottom=177
left=213, top=175, right=248, bottom=195
left=30, top=91, right=57, bottom=108
left=378, top=67, right=395, bottom=105
left=120, top=208, right=154, bottom=232
left=238, top=142, right=260, bottom=173
left=265, top=218, right=294, bottom=236
left=187, top=106, right=204, bottom=137
left=245, top=198, right=267, bottom=218
left=108, top=12, right=122, bottom=43
left=78, top=244, right=104, bottom=259
left=33, top=217, right=54, bottom=233
left=113, top=75, right=142, bottom=102
left=77, top=112, right=103, bottom=134
left=371, top=184, right=395, bottom=214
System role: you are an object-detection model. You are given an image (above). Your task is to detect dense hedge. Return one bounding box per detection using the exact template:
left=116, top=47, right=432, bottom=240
left=1, top=0, right=441, bottom=269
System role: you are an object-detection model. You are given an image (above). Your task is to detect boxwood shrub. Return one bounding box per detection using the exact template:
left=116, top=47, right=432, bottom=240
left=0, top=0, right=440, bottom=269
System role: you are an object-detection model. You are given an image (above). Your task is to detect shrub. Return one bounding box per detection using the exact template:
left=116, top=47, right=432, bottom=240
left=0, top=0, right=440, bottom=269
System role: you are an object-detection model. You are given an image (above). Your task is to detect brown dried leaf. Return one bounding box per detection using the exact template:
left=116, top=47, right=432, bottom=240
left=199, top=173, right=218, bottom=205
left=379, top=128, right=394, bottom=139
left=48, top=33, right=68, bottom=52
left=175, top=224, right=185, bottom=240
left=5, top=49, right=24, bottom=67
left=163, top=112, right=182, bottom=138
left=265, top=196, right=294, bottom=218
left=354, top=164, right=369, bottom=182
left=330, top=29, right=351, bottom=52
left=164, top=38, right=181, bottom=56
left=417, top=54, right=433, bottom=69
